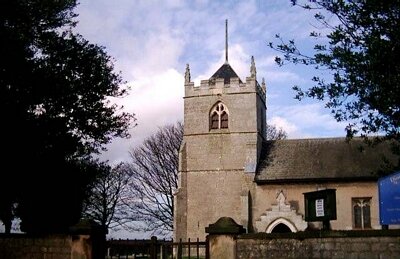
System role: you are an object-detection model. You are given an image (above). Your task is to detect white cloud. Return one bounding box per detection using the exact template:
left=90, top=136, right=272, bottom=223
left=193, top=43, right=252, bottom=86
left=270, top=116, right=299, bottom=137
left=100, top=69, right=184, bottom=164
left=257, top=55, right=277, bottom=68
left=269, top=103, right=347, bottom=139
left=75, top=0, right=186, bottom=81
left=266, top=70, right=303, bottom=83
left=128, top=31, right=185, bottom=78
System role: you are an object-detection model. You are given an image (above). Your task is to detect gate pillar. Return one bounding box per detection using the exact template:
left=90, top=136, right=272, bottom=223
left=205, top=217, right=245, bottom=259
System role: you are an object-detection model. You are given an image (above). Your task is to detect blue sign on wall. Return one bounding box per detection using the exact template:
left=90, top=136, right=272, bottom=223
left=378, top=171, right=400, bottom=225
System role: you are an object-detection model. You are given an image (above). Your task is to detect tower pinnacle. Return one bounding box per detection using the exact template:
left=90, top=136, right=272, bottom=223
left=262, top=77, right=266, bottom=93
left=250, top=56, right=256, bottom=79
left=185, top=63, right=191, bottom=84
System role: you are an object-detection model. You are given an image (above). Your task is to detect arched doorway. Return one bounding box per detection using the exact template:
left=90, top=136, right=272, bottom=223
left=271, top=223, right=292, bottom=233
left=255, top=191, right=308, bottom=233
left=266, top=218, right=297, bottom=233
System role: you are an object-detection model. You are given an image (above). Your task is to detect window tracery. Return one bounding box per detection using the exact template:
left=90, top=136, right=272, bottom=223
left=210, top=102, right=229, bottom=130
left=352, top=198, right=371, bottom=229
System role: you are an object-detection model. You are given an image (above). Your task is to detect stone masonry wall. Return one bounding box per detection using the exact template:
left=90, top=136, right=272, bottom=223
left=236, top=231, right=400, bottom=259
left=185, top=170, right=254, bottom=240
left=253, top=182, right=381, bottom=232
left=0, top=234, right=92, bottom=259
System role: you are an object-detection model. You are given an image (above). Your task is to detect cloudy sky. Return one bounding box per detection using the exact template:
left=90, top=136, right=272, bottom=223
left=74, top=0, right=346, bottom=165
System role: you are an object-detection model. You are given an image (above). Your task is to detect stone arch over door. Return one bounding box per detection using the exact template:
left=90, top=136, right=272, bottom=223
left=266, top=218, right=297, bottom=233
left=255, top=190, right=307, bottom=233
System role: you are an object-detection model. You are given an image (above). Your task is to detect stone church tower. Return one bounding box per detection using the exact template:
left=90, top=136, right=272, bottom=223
left=174, top=21, right=267, bottom=240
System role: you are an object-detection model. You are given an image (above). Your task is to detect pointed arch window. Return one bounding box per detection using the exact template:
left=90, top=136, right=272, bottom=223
left=210, top=102, right=229, bottom=130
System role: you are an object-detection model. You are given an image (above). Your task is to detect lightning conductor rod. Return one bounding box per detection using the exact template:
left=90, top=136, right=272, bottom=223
left=225, top=19, right=228, bottom=64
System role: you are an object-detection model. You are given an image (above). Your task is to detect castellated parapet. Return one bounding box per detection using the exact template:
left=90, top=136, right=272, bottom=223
left=184, top=76, right=266, bottom=101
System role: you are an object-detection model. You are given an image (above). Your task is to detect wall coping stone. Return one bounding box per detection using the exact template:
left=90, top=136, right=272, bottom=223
left=238, top=229, right=400, bottom=240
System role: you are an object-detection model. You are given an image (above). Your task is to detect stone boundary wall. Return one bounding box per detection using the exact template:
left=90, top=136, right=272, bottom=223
left=0, top=233, right=92, bottom=259
left=236, top=230, right=400, bottom=259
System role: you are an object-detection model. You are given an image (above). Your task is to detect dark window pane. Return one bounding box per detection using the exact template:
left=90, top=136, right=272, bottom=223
left=221, top=112, right=228, bottom=128
left=354, top=205, right=361, bottom=228
left=363, top=205, right=371, bottom=228
left=211, top=113, right=219, bottom=129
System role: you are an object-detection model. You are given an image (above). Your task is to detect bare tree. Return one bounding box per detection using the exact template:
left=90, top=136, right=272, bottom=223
left=123, top=122, right=183, bottom=235
left=266, top=124, right=288, bottom=140
left=82, top=161, right=129, bottom=233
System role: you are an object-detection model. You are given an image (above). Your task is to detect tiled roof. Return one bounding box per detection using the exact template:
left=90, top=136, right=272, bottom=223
left=255, top=137, right=399, bottom=183
left=210, top=63, right=242, bottom=84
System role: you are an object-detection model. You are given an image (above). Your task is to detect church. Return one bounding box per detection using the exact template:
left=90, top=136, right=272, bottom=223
left=173, top=23, right=398, bottom=241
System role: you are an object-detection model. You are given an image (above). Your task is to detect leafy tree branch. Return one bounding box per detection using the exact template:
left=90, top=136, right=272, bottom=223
left=269, top=1, right=400, bottom=142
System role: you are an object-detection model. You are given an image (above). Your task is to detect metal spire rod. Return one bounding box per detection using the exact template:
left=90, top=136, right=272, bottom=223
left=225, top=19, right=228, bottom=63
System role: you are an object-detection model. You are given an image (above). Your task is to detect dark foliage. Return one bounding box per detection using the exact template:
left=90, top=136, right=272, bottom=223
left=0, top=0, right=135, bottom=233
left=17, top=158, right=101, bottom=234
left=269, top=1, right=400, bottom=142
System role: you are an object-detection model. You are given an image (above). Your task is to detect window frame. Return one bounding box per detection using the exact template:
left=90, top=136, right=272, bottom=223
left=352, top=197, right=372, bottom=229
left=209, top=102, right=229, bottom=130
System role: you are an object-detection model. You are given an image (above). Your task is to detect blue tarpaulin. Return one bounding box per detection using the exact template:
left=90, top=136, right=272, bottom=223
left=378, top=171, right=400, bottom=225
